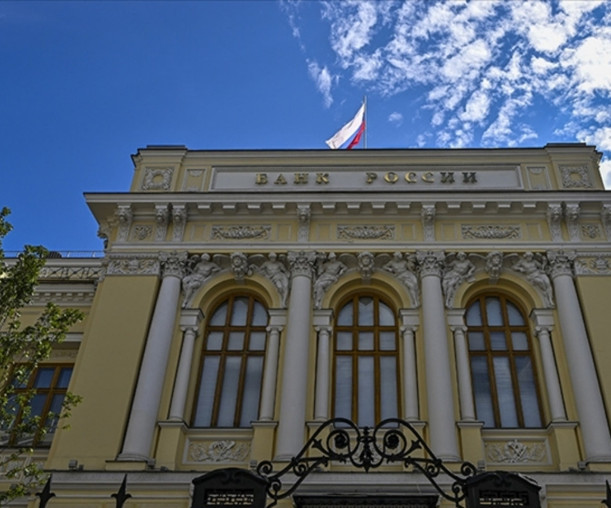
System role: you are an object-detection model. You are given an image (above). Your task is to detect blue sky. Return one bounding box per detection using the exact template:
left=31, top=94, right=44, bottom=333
left=1, top=0, right=610, bottom=253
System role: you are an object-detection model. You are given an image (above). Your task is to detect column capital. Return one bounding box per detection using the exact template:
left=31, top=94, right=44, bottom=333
left=547, top=250, right=576, bottom=279
left=399, top=308, right=419, bottom=330
left=160, top=251, right=187, bottom=278
left=287, top=250, right=317, bottom=278
left=268, top=309, right=288, bottom=330
left=416, top=250, right=445, bottom=278
left=530, top=308, right=555, bottom=329
left=179, top=308, right=204, bottom=332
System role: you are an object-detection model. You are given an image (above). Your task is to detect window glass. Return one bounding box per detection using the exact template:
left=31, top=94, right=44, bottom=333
left=193, top=294, right=269, bottom=428
left=334, top=294, right=399, bottom=425
left=467, top=294, right=542, bottom=428
left=57, top=368, right=72, bottom=389
left=34, top=368, right=55, bottom=389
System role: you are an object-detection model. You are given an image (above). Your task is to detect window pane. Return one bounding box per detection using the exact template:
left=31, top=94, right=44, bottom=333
left=485, top=297, right=503, bottom=326
left=29, top=393, right=47, bottom=418
left=471, top=357, right=494, bottom=428
left=334, top=357, right=352, bottom=419
left=493, top=357, right=518, bottom=427
left=506, top=302, right=525, bottom=325
left=380, top=357, right=398, bottom=420
left=357, top=356, right=374, bottom=427
left=46, top=394, right=65, bottom=431
left=379, top=332, right=396, bottom=351
left=516, top=357, right=541, bottom=427
left=337, top=303, right=352, bottom=326
left=490, top=332, right=507, bottom=351
left=230, top=298, right=248, bottom=326
left=34, top=368, right=55, bottom=388
left=358, top=297, right=374, bottom=325
left=378, top=302, right=395, bottom=325
left=193, top=356, right=220, bottom=427
left=512, top=332, right=528, bottom=351
left=57, top=368, right=72, bottom=389
left=466, top=302, right=482, bottom=326
left=217, top=357, right=242, bottom=426
left=206, top=331, right=224, bottom=351
left=209, top=303, right=228, bottom=326
left=358, top=332, right=374, bottom=351
left=227, top=332, right=244, bottom=350
left=251, top=301, right=268, bottom=326
left=468, top=332, right=485, bottom=351
left=240, top=357, right=263, bottom=426
left=336, top=332, right=352, bottom=351
left=249, top=332, right=266, bottom=351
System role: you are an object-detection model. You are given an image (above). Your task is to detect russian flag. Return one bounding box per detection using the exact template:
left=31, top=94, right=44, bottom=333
left=325, top=102, right=366, bottom=149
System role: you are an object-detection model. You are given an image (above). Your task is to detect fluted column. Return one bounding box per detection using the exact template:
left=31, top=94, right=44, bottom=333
left=531, top=310, right=566, bottom=423
left=399, top=310, right=419, bottom=421
left=275, top=251, right=316, bottom=460
left=447, top=310, right=475, bottom=422
left=548, top=250, right=611, bottom=461
left=168, top=309, right=204, bottom=421
left=313, top=310, right=333, bottom=421
left=258, top=310, right=287, bottom=421
left=119, top=252, right=185, bottom=461
left=417, top=251, right=460, bottom=460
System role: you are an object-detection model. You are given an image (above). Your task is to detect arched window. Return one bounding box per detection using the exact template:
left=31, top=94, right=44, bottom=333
left=333, top=294, right=399, bottom=427
left=193, top=294, right=268, bottom=428
left=466, top=293, right=543, bottom=428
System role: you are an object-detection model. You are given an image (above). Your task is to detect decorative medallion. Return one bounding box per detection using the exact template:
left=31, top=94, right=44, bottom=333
left=560, top=165, right=592, bottom=188
left=187, top=440, right=250, bottom=463
left=133, top=225, right=152, bottom=241
left=485, top=438, right=548, bottom=465
left=142, top=167, right=173, bottom=191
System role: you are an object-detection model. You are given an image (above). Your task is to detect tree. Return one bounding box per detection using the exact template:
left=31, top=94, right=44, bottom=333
left=0, top=207, right=83, bottom=504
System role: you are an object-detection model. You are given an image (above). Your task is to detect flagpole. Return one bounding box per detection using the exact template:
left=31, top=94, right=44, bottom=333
left=363, top=95, right=367, bottom=149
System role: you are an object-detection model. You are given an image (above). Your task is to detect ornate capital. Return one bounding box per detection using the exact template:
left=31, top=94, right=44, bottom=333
left=160, top=251, right=187, bottom=278
left=547, top=250, right=576, bottom=279
left=287, top=251, right=316, bottom=279
left=416, top=250, right=444, bottom=278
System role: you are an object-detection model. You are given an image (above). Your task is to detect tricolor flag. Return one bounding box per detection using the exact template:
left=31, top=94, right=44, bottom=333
left=325, top=102, right=366, bottom=149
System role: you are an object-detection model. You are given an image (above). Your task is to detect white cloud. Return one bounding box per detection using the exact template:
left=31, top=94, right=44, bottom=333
left=578, top=126, right=611, bottom=152
left=307, top=60, right=334, bottom=108
left=460, top=89, right=491, bottom=123
left=388, top=112, right=403, bottom=125
left=600, top=158, right=611, bottom=188
left=564, top=29, right=611, bottom=94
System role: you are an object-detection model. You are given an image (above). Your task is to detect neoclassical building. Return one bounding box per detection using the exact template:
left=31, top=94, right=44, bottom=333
left=4, top=144, right=611, bottom=506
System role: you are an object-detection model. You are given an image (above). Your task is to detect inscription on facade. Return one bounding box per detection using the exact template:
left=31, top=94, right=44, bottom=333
left=205, top=490, right=255, bottom=506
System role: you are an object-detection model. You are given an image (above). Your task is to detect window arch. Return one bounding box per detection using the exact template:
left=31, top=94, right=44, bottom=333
left=466, top=293, right=543, bottom=428
left=192, top=294, right=269, bottom=428
left=333, top=293, right=400, bottom=427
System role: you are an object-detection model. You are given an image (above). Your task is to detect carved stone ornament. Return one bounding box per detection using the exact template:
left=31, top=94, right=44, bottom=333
left=602, top=205, right=611, bottom=240
left=211, top=225, right=271, bottom=240
left=133, top=225, right=152, bottom=241
left=182, top=254, right=221, bottom=307
left=298, top=204, right=311, bottom=243
left=546, top=250, right=576, bottom=279
left=172, top=205, right=187, bottom=242
left=485, top=251, right=504, bottom=283
left=511, top=252, right=554, bottom=308
left=581, top=224, right=601, bottom=239
left=313, top=253, right=347, bottom=309
left=230, top=252, right=249, bottom=280
left=382, top=252, right=420, bottom=307
left=416, top=251, right=444, bottom=278
left=565, top=203, right=580, bottom=242
left=142, top=167, right=173, bottom=191
left=287, top=251, right=316, bottom=279
left=485, top=438, right=548, bottom=464
left=357, top=251, right=375, bottom=281
left=421, top=205, right=436, bottom=242
left=442, top=252, right=475, bottom=308
left=155, top=204, right=170, bottom=242
left=462, top=225, right=521, bottom=240
left=337, top=225, right=395, bottom=240
left=160, top=251, right=187, bottom=278
left=187, top=440, right=250, bottom=463
left=106, top=255, right=160, bottom=276
left=116, top=205, right=133, bottom=242
left=39, top=265, right=104, bottom=281
left=560, top=165, right=592, bottom=188
left=575, top=256, right=611, bottom=275
left=546, top=204, right=563, bottom=242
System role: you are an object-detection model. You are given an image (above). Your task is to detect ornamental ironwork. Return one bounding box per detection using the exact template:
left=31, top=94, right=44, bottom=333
left=255, top=418, right=478, bottom=508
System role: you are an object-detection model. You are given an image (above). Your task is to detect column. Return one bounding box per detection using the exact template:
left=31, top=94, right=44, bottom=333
left=119, top=252, right=185, bottom=461
left=258, top=310, right=286, bottom=421
left=313, top=310, right=333, bottom=421
left=531, top=310, right=566, bottom=422
left=447, top=310, right=475, bottom=421
left=275, top=251, right=316, bottom=460
left=168, top=309, right=204, bottom=421
left=548, top=250, right=611, bottom=462
left=399, top=310, right=419, bottom=421
left=417, top=251, right=460, bottom=461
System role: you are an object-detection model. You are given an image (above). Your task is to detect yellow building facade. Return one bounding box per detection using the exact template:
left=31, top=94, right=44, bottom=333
left=5, top=144, right=611, bottom=507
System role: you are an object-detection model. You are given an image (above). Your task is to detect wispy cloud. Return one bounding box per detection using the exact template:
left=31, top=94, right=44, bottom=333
left=307, top=60, right=334, bottom=108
